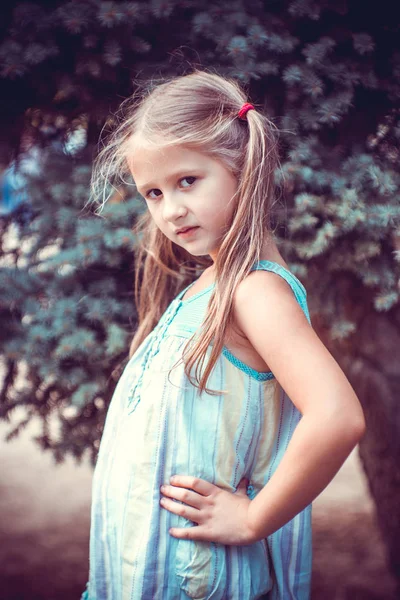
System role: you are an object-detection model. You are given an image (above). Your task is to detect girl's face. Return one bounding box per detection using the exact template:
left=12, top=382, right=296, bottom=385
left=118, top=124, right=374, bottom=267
left=127, top=137, right=238, bottom=262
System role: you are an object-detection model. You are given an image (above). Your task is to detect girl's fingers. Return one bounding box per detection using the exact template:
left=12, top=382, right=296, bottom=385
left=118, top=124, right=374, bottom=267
left=160, top=496, right=201, bottom=523
left=160, top=484, right=203, bottom=509
left=169, top=524, right=209, bottom=540
left=168, top=475, right=214, bottom=496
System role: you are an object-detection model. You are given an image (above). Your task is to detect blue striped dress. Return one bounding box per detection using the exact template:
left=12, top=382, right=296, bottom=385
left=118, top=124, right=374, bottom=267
left=82, top=260, right=312, bottom=600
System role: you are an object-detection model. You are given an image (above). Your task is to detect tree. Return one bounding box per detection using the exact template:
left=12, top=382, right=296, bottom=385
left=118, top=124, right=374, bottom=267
left=0, top=0, right=399, bottom=588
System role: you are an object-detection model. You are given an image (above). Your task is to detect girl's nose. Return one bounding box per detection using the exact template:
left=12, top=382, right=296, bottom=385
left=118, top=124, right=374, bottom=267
left=162, top=195, right=187, bottom=221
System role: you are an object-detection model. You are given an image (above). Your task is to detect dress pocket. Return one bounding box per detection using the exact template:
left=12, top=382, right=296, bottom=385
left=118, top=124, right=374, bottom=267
left=174, top=521, right=227, bottom=600
left=174, top=520, right=272, bottom=600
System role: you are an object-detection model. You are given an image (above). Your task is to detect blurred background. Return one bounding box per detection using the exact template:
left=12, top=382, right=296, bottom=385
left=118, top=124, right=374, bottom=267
left=0, top=1, right=399, bottom=599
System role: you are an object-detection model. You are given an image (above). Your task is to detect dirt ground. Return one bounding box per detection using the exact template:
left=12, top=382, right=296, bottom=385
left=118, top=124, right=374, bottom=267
left=0, top=412, right=398, bottom=600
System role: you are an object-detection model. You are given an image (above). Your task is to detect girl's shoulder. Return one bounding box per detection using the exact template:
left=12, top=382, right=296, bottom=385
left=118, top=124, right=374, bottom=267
left=227, top=260, right=312, bottom=372
left=246, top=259, right=309, bottom=318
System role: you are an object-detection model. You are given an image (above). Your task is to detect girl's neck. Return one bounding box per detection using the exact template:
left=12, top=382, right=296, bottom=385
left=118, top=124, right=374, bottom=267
left=206, top=239, right=288, bottom=274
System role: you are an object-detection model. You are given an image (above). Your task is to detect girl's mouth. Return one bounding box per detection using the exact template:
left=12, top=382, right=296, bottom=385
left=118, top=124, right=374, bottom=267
left=177, top=226, right=200, bottom=238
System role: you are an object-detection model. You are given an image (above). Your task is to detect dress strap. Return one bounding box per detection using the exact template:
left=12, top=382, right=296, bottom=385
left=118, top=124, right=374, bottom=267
left=174, top=260, right=311, bottom=325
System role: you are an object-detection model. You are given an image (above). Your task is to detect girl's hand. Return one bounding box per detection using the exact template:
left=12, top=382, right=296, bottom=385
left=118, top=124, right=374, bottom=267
left=159, top=475, right=258, bottom=545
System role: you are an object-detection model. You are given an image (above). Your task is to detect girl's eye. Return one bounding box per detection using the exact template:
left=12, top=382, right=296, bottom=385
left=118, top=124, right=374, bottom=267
left=180, top=176, right=196, bottom=188
left=146, top=189, right=162, bottom=200
left=145, top=176, right=197, bottom=200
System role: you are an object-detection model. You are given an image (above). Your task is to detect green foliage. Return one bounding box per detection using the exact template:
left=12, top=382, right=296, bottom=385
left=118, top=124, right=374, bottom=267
left=0, top=0, right=400, bottom=463
left=0, top=149, right=142, bottom=463
left=282, top=143, right=400, bottom=306
left=0, top=0, right=399, bottom=154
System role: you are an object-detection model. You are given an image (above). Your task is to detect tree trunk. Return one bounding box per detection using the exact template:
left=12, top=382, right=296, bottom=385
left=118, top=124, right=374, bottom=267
left=325, top=306, right=400, bottom=595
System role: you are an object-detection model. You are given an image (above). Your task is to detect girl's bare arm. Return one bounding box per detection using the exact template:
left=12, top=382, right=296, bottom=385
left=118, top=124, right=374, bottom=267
left=232, top=271, right=366, bottom=540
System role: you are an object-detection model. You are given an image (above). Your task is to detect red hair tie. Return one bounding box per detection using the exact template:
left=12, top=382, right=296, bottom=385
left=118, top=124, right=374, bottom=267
left=238, top=102, right=255, bottom=120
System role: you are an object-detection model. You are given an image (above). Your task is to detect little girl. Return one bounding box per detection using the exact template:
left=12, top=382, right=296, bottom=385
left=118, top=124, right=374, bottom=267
left=82, top=69, right=365, bottom=600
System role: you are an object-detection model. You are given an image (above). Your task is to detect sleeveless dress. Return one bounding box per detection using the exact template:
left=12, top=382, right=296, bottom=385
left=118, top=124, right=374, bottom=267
left=82, top=260, right=313, bottom=600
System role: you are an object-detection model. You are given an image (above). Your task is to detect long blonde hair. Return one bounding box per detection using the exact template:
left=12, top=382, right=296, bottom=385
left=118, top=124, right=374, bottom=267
left=91, top=68, right=281, bottom=396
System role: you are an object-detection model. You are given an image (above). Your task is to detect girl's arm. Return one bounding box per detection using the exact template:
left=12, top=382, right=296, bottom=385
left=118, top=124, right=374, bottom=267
left=160, top=270, right=366, bottom=544
left=232, top=270, right=366, bottom=540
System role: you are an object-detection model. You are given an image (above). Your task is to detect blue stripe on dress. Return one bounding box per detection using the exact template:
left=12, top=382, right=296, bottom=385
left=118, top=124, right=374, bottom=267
left=141, top=375, right=169, bottom=598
